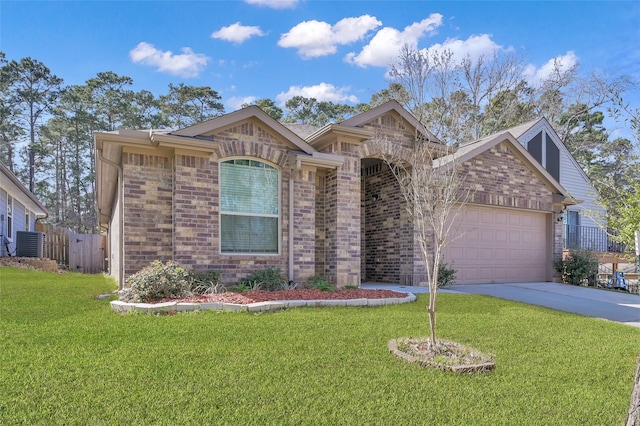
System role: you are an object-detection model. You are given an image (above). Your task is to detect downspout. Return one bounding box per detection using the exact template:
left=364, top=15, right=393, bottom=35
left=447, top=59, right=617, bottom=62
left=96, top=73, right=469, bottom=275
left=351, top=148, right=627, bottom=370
left=97, top=148, right=125, bottom=290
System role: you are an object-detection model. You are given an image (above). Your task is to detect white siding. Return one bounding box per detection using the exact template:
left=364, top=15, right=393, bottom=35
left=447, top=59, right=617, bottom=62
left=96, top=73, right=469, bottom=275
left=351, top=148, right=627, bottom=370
left=559, top=149, right=605, bottom=228
left=515, top=120, right=605, bottom=228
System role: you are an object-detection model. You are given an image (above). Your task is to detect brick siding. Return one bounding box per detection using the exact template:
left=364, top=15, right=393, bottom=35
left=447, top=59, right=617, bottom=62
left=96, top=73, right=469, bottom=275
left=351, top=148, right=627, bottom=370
left=122, top=152, right=173, bottom=277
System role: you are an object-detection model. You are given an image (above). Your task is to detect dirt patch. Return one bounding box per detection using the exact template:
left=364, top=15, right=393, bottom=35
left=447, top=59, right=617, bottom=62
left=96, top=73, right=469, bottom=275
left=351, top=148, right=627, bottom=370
left=0, top=257, right=62, bottom=273
left=389, top=337, right=495, bottom=373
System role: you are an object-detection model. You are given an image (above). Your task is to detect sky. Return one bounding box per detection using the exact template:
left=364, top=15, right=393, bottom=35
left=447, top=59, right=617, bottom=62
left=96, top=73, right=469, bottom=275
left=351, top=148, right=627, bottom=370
left=1, top=0, right=639, bottom=116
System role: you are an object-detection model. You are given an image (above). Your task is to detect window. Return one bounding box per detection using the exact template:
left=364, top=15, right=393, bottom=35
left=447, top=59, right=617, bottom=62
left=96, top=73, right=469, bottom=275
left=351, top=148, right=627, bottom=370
left=25, top=210, right=31, bottom=232
left=220, top=159, right=279, bottom=254
left=6, top=195, right=13, bottom=239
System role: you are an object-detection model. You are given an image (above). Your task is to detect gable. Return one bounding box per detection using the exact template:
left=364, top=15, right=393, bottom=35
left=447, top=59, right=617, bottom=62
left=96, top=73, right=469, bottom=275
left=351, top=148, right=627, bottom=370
left=461, top=142, right=554, bottom=211
left=171, top=105, right=318, bottom=155
left=213, top=118, right=300, bottom=152
left=340, top=100, right=440, bottom=144
left=434, top=132, right=572, bottom=206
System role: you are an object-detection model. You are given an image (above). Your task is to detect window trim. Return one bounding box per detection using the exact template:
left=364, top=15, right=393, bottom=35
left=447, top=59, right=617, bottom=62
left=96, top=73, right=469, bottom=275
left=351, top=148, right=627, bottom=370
left=219, top=157, right=282, bottom=256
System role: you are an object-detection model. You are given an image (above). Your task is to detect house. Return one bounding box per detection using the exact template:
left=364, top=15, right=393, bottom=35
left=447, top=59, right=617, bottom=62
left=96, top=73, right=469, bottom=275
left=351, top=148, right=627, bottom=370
left=0, top=161, right=48, bottom=256
left=505, top=118, right=609, bottom=251
left=95, top=101, right=574, bottom=287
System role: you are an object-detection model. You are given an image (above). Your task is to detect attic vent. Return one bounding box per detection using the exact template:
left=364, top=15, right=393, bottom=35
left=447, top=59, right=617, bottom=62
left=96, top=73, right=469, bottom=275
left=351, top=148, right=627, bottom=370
left=16, top=231, right=45, bottom=258
left=363, top=163, right=382, bottom=177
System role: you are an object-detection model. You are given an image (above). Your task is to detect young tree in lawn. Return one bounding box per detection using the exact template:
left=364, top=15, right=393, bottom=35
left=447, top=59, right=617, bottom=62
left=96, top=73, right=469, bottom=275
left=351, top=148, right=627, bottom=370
left=373, top=132, right=471, bottom=347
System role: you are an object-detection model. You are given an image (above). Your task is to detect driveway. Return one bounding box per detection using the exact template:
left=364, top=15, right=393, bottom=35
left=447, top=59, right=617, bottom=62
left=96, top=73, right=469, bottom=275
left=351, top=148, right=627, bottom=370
left=362, top=282, right=640, bottom=328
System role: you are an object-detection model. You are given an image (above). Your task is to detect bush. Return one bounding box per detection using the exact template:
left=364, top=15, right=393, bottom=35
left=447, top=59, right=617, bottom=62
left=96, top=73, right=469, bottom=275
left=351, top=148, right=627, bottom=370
left=437, top=263, right=457, bottom=288
left=554, top=249, right=598, bottom=286
left=120, top=260, right=192, bottom=302
left=305, top=276, right=336, bottom=292
left=189, top=269, right=224, bottom=295
left=240, top=268, right=286, bottom=291
left=119, top=261, right=223, bottom=302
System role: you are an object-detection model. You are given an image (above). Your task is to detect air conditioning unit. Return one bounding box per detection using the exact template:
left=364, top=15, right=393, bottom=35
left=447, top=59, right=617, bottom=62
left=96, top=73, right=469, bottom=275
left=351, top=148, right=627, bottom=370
left=16, top=231, right=45, bottom=258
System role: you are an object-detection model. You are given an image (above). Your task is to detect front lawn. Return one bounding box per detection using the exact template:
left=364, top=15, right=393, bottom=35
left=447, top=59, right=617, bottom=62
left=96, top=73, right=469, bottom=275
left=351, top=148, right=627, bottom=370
left=1, top=266, right=638, bottom=424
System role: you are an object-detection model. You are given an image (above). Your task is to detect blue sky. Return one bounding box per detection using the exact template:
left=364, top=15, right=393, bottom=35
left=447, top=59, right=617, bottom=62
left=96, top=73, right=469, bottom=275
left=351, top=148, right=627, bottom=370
left=2, top=0, right=639, bottom=114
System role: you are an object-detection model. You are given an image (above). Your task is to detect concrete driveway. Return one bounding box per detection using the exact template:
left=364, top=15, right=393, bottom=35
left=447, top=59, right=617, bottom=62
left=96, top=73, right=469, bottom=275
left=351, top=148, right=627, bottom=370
left=362, top=282, right=640, bottom=328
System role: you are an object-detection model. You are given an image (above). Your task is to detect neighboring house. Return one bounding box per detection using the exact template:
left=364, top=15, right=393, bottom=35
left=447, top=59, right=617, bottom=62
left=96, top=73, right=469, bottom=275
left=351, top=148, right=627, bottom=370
left=95, top=101, right=573, bottom=287
left=505, top=118, right=609, bottom=251
left=0, top=161, right=48, bottom=257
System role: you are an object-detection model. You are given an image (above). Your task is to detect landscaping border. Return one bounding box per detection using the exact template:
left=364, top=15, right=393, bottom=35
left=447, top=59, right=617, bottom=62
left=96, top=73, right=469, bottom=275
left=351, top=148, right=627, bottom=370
left=110, top=293, right=417, bottom=314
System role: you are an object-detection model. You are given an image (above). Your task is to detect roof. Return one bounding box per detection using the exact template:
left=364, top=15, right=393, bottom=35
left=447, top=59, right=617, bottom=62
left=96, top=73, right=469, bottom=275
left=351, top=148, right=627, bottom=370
left=282, top=123, right=321, bottom=139
left=0, top=161, right=48, bottom=217
left=501, top=118, right=544, bottom=139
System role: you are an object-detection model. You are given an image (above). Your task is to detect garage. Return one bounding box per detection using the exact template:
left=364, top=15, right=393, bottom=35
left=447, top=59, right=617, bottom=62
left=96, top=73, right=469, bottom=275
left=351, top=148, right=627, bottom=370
left=443, top=205, right=550, bottom=284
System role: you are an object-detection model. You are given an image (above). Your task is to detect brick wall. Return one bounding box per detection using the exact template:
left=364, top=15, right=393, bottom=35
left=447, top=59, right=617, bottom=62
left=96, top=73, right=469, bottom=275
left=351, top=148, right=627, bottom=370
left=460, top=143, right=554, bottom=212
left=122, top=152, right=173, bottom=277
left=292, top=169, right=316, bottom=282
left=119, top=118, right=324, bottom=286
left=361, top=162, right=413, bottom=283
left=174, top=154, right=217, bottom=268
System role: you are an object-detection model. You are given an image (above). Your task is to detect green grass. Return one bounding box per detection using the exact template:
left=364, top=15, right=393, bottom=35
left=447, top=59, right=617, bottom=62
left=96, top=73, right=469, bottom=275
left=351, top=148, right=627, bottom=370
left=1, top=266, right=639, bottom=425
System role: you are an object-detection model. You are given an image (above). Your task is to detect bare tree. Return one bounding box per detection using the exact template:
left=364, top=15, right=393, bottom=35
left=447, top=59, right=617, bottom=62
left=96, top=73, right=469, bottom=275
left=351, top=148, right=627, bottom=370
left=373, top=132, right=472, bottom=346
left=388, top=44, right=525, bottom=146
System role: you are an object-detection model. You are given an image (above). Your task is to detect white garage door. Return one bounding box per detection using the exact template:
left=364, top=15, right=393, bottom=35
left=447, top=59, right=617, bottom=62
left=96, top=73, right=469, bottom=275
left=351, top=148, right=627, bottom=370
left=444, top=206, right=549, bottom=284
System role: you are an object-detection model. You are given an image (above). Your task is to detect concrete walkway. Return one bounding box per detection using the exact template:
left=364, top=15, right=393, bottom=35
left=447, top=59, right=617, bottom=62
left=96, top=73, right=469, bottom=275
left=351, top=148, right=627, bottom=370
left=362, top=281, right=640, bottom=328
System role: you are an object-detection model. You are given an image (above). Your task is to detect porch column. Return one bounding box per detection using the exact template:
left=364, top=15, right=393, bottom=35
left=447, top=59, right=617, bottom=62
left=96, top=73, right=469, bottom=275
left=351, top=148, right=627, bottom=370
left=324, top=157, right=361, bottom=287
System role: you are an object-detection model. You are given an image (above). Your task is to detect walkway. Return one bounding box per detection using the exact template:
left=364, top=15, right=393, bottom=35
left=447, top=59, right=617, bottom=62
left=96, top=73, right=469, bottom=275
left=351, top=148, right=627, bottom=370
left=362, top=282, right=640, bottom=328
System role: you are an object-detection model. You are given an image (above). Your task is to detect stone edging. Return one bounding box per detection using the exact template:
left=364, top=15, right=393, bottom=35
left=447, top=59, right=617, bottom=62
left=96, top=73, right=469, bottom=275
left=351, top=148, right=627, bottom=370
left=388, top=338, right=496, bottom=373
left=110, top=293, right=417, bottom=314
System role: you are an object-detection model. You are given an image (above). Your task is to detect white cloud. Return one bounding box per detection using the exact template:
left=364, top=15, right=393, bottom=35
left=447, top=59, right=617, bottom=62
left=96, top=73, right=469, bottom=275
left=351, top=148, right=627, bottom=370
left=345, top=13, right=443, bottom=67
left=422, top=34, right=503, bottom=64
left=227, top=96, right=258, bottom=111
left=211, top=22, right=265, bottom=44
left=278, top=15, right=381, bottom=59
left=129, top=42, right=209, bottom=78
left=244, top=0, right=298, bottom=9
left=275, top=82, right=358, bottom=105
left=523, top=51, right=579, bottom=88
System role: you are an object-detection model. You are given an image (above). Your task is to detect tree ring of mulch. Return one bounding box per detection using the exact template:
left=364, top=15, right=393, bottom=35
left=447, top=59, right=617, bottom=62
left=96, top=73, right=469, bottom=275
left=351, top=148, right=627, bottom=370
left=388, top=337, right=496, bottom=373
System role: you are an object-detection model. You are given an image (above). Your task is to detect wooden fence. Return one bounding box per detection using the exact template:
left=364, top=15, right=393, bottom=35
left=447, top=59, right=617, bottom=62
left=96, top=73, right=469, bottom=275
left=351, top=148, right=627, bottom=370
left=36, top=223, right=106, bottom=273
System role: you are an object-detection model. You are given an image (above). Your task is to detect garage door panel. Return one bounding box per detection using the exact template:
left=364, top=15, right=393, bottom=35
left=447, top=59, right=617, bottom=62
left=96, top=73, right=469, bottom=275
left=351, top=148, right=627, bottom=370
left=444, top=206, right=548, bottom=284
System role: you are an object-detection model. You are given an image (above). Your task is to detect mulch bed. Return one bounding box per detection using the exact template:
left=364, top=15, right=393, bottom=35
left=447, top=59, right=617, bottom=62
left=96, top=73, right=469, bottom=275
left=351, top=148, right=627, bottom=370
left=159, top=288, right=408, bottom=305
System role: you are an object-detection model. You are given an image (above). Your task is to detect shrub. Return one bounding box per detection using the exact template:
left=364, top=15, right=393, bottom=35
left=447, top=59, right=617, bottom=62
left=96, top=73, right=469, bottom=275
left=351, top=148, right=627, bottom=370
left=305, top=276, right=336, bottom=292
left=554, top=249, right=598, bottom=286
left=240, top=268, right=286, bottom=291
left=189, top=269, right=224, bottom=295
left=120, top=260, right=192, bottom=302
left=119, top=262, right=223, bottom=302
left=228, top=281, right=262, bottom=293
left=437, top=263, right=457, bottom=288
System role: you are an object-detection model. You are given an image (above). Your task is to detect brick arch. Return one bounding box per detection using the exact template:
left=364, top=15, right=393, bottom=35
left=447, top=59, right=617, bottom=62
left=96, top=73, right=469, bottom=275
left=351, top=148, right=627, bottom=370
left=219, top=140, right=289, bottom=168
left=359, top=138, right=416, bottom=168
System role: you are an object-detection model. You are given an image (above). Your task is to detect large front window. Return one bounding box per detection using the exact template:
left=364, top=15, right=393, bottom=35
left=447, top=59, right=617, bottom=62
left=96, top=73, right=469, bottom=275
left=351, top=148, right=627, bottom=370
left=220, top=159, right=279, bottom=254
